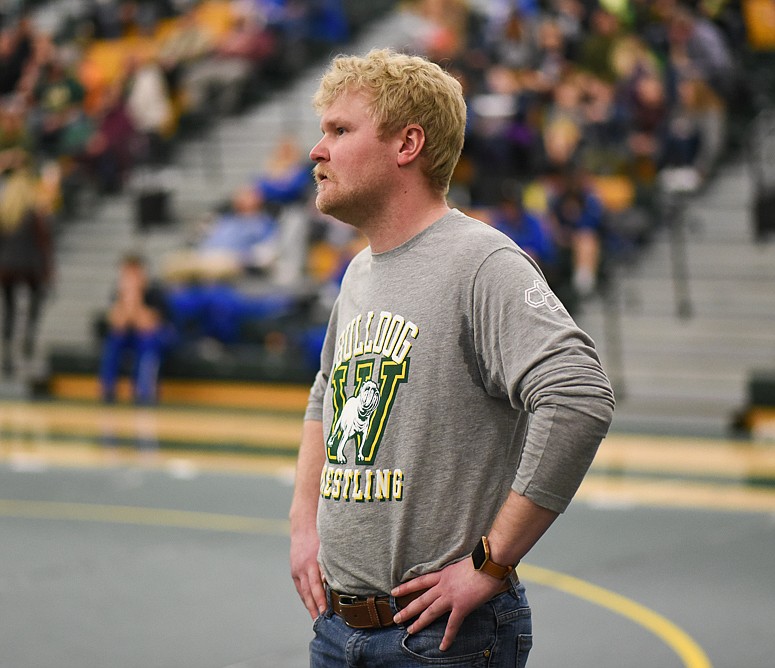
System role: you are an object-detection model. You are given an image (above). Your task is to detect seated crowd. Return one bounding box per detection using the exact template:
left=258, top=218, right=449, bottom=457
left=306, top=0, right=742, bottom=313
left=0, top=0, right=354, bottom=387
left=0, top=0, right=352, bottom=213
left=437, top=0, right=739, bottom=311
left=0, top=0, right=756, bottom=400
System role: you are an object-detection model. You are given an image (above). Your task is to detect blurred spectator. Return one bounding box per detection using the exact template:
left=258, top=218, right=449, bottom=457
left=577, top=6, right=623, bottom=84
left=576, top=73, right=630, bottom=175
left=252, top=135, right=311, bottom=206
left=180, top=3, right=276, bottom=116
left=86, top=0, right=128, bottom=40
left=666, top=4, right=735, bottom=100
left=156, top=10, right=214, bottom=109
left=484, top=7, right=537, bottom=69
left=163, top=270, right=246, bottom=348
left=79, top=82, right=140, bottom=194
left=547, top=0, right=585, bottom=59
left=545, top=71, right=585, bottom=132
left=608, top=32, right=661, bottom=85
left=0, top=15, right=35, bottom=97
left=623, top=68, right=669, bottom=188
left=542, top=113, right=582, bottom=174
left=16, top=27, right=58, bottom=98
left=546, top=167, right=605, bottom=306
left=0, top=165, right=54, bottom=376
left=0, top=100, right=34, bottom=173
left=99, top=253, right=169, bottom=404
left=165, top=184, right=280, bottom=282
left=529, top=15, right=571, bottom=93
left=466, top=65, right=539, bottom=204
left=488, top=182, right=557, bottom=270
left=244, top=136, right=313, bottom=284
left=412, top=0, right=472, bottom=62
left=305, top=208, right=364, bottom=306
left=161, top=248, right=299, bottom=365
left=28, top=54, right=87, bottom=160
left=309, top=0, right=350, bottom=44
left=124, top=53, right=175, bottom=166
left=199, top=185, right=279, bottom=271
left=660, top=75, right=726, bottom=188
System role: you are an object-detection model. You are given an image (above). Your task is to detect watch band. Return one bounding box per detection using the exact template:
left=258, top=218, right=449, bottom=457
left=479, top=556, right=514, bottom=580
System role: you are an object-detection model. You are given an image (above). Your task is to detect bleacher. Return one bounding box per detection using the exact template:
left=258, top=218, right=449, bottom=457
left=3, top=0, right=399, bottom=402
left=5, top=0, right=775, bottom=436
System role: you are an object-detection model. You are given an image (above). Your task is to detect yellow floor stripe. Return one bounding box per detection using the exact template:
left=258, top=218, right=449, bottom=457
left=0, top=499, right=290, bottom=535
left=521, top=564, right=712, bottom=668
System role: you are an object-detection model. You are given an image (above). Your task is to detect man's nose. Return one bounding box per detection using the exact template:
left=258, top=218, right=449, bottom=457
left=309, top=138, right=327, bottom=162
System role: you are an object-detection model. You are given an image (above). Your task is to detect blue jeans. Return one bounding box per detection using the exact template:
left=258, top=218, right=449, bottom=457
left=310, top=580, right=532, bottom=667
left=99, top=329, right=164, bottom=404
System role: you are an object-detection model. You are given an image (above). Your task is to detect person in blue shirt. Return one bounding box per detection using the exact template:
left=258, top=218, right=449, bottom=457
left=197, top=185, right=279, bottom=274
left=490, top=182, right=556, bottom=270
left=546, top=167, right=604, bottom=303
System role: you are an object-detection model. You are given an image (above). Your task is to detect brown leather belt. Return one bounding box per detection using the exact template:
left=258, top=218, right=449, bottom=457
left=330, top=577, right=515, bottom=630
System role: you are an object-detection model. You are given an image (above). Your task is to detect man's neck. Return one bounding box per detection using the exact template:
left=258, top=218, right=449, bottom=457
left=363, top=198, right=451, bottom=254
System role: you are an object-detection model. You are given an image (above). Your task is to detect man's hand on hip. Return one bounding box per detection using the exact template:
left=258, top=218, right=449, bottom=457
left=390, top=558, right=507, bottom=651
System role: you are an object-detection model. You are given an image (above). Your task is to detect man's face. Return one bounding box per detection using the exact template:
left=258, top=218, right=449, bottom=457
left=309, top=90, right=395, bottom=226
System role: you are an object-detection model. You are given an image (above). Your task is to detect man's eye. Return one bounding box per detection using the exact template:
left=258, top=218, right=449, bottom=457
left=336, top=127, right=346, bottom=135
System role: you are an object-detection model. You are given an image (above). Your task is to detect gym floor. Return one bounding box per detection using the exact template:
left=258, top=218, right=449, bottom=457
left=1, top=399, right=773, bottom=668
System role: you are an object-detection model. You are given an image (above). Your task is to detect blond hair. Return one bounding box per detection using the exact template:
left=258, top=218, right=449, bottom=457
left=313, top=48, right=467, bottom=194
left=0, top=169, right=40, bottom=233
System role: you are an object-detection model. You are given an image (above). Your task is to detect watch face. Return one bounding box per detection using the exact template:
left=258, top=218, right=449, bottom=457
left=472, top=537, right=487, bottom=570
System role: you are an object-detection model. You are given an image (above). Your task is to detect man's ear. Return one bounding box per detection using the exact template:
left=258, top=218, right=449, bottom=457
left=396, top=125, right=425, bottom=166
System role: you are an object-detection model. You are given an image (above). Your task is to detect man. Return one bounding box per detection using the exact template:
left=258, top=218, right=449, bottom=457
left=99, top=253, right=168, bottom=404
left=290, top=48, right=615, bottom=666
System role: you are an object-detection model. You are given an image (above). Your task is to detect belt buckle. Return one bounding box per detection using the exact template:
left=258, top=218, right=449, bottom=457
left=337, top=594, right=359, bottom=606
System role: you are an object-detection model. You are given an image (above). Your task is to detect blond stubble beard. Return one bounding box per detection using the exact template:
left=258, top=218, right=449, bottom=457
left=315, top=174, right=388, bottom=231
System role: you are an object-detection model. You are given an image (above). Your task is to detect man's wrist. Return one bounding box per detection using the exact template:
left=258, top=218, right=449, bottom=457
left=471, top=536, right=518, bottom=580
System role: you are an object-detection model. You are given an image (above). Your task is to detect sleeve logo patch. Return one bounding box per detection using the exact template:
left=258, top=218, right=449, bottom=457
left=525, top=279, right=562, bottom=311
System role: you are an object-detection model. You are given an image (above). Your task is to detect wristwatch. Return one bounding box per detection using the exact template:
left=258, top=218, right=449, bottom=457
left=471, top=536, right=515, bottom=580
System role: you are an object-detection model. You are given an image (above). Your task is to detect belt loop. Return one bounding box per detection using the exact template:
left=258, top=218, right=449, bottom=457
left=324, top=583, right=333, bottom=614
left=365, top=596, right=380, bottom=628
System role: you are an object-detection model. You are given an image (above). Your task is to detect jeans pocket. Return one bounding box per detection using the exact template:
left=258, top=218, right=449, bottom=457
left=312, top=607, right=332, bottom=634
left=400, top=609, right=495, bottom=666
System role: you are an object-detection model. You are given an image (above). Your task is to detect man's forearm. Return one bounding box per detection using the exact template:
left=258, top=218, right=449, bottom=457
left=485, top=490, right=559, bottom=569
left=289, top=419, right=325, bottom=530
left=289, top=419, right=328, bottom=618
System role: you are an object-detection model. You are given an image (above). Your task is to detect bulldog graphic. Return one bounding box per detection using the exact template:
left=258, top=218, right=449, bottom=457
left=327, top=380, right=381, bottom=464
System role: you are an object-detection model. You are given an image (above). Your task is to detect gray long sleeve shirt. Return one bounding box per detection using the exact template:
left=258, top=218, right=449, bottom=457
left=305, top=209, right=615, bottom=595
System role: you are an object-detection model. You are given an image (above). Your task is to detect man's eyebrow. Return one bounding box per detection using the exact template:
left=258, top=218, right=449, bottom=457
left=321, top=115, right=348, bottom=128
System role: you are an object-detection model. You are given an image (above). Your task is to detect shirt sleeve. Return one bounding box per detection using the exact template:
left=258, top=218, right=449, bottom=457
left=304, top=295, right=340, bottom=422
left=472, top=247, right=615, bottom=513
